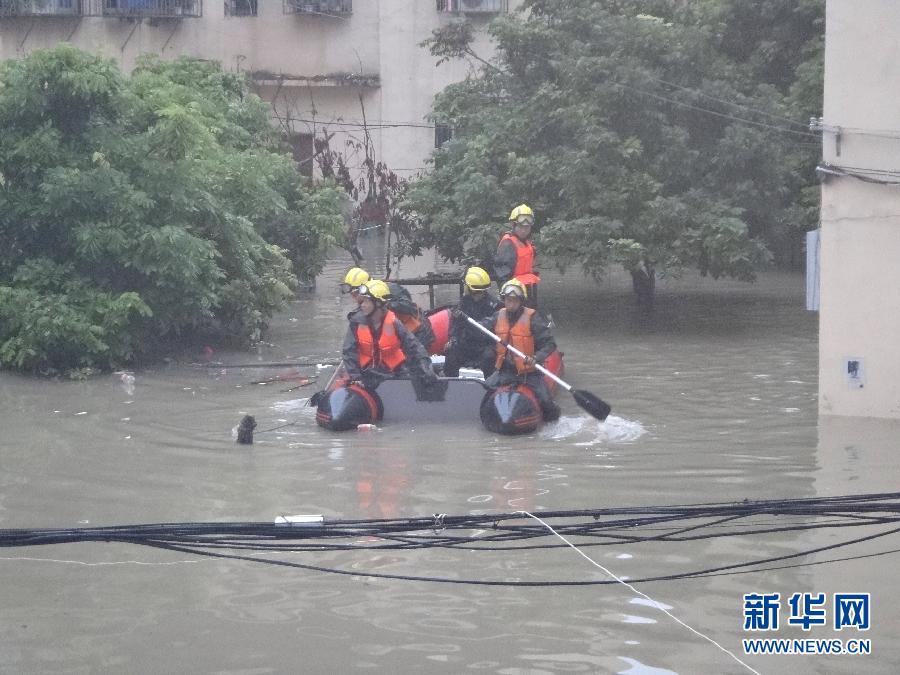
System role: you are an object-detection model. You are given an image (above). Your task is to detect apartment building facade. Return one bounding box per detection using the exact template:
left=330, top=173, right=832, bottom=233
left=819, top=0, right=900, bottom=419
left=0, top=0, right=509, bottom=179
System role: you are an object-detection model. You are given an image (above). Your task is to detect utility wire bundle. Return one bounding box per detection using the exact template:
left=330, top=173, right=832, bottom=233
left=3, top=492, right=899, bottom=586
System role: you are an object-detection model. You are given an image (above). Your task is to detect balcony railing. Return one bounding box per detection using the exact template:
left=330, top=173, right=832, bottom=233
left=437, top=0, right=507, bottom=13
left=83, top=0, right=202, bottom=17
left=0, top=0, right=81, bottom=17
left=283, top=0, right=351, bottom=16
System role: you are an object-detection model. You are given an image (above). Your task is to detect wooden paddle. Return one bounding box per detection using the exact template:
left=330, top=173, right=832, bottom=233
left=460, top=312, right=612, bottom=421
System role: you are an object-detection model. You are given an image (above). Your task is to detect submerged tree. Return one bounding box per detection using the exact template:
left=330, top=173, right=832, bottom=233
left=0, top=46, right=343, bottom=374
left=408, top=0, right=822, bottom=305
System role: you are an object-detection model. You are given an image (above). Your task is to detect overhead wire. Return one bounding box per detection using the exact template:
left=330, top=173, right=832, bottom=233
left=640, top=73, right=810, bottom=130
left=817, top=163, right=900, bottom=186
left=610, top=80, right=818, bottom=139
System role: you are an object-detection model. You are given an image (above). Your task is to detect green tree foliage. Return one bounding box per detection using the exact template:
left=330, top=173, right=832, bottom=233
left=701, top=0, right=824, bottom=263
left=0, top=46, right=343, bottom=374
left=408, top=0, right=823, bottom=303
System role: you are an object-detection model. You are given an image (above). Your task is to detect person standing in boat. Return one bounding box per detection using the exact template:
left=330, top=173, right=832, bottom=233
left=342, top=280, right=438, bottom=389
left=467, top=279, right=560, bottom=421
left=444, top=266, right=501, bottom=377
left=494, top=203, right=540, bottom=309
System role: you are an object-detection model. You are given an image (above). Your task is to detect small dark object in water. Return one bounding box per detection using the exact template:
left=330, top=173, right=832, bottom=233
left=236, top=415, right=256, bottom=444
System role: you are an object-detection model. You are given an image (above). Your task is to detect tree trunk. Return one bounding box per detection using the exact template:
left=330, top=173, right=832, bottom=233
left=630, top=267, right=655, bottom=310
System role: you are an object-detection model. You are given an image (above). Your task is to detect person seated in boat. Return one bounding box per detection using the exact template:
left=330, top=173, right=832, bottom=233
left=342, top=279, right=438, bottom=389
left=444, top=266, right=501, bottom=377
left=467, top=278, right=561, bottom=422
left=341, top=266, right=434, bottom=350
left=386, top=281, right=436, bottom=352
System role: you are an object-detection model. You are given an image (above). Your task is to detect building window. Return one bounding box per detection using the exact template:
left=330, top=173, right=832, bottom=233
left=100, top=1, right=203, bottom=18
left=0, top=0, right=80, bottom=16
left=435, top=125, right=454, bottom=148
left=289, top=134, right=315, bottom=178
left=225, top=0, right=256, bottom=16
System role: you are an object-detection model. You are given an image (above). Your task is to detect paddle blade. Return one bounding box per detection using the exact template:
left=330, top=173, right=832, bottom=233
left=572, top=389, right=611, bottom=421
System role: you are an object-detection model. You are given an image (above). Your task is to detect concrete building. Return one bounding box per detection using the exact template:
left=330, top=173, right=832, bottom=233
left=0, top=0, right=508, bottom=179
left=818, top=0, right=900, bottom=419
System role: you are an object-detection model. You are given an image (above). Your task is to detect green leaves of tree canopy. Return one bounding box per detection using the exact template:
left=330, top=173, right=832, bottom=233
left=0, top=46, right=343, bottom=374
left=408, top=0, right=822, bottom=303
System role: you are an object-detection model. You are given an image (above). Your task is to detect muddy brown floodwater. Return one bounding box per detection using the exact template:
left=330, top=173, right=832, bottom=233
left=2, top=248, right=898, bottom=674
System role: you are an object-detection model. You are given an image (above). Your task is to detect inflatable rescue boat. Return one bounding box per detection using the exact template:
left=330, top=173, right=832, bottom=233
left=314, top=305, right=564, bottom=434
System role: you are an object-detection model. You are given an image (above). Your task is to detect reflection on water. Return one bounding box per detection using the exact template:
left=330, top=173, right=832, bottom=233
left=1, top=252, right=899, bottom=673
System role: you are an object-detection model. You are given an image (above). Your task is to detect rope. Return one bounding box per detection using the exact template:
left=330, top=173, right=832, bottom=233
left=520, top=510, right=761, bottom=675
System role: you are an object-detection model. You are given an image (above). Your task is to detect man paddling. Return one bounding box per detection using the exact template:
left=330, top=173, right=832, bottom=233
left=342, top=280, right=438, bottom=388
left=461, top=279, right=560, bottom=422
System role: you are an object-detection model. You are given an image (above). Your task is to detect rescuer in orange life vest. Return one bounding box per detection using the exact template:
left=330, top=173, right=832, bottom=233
left=385, top=281, right=436, bottom=352
left=494, top=203, right=540, bottom=308
left=340, top=267, right=434, bottom=350
left=342, top=280, right=438, bottom=388
left=464, top=278, right=561, bottom=422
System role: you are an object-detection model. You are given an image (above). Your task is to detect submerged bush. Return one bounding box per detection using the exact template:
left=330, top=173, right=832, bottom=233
left=0, top=47, right=343, bottom=374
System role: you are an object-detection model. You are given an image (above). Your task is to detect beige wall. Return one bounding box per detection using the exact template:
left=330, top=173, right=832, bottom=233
left=819, top=0, right=900, bottom=419
left=0, top=1, right=507, bottom=179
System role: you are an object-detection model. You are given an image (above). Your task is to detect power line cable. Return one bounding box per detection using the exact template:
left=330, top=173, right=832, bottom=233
left=642, top=73, right=810, bottom=130
left=611, top=80, right=818, bottom=139
left=817, top=163, right=900, bottom=186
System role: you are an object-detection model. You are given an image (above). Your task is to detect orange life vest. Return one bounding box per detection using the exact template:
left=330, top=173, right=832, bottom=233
left=396, top=310, right=421, bottom=335
left=494, top=307, right=536, bottom=374
left=499, top=232, right=539, bottom=285
left=357, top=309, right=406, bottom=371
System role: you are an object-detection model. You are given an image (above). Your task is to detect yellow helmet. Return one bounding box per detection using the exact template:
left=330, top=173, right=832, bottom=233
left=357, top=279, right=392, bottom=304
left=464, top=266, right=492, bottom=291
left=341, top=267, right=370, bottom=293
left=499, top=278, right=528, bottom=300
left=508, top=204, right=534, bottom=224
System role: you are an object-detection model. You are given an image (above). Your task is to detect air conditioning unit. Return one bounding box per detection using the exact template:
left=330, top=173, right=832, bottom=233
left=284, top=0, right=350, bottom=14
left=438, top=0, right=506, bottom=14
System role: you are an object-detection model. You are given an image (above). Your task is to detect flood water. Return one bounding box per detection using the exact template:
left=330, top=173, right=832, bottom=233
left=2, top=247, right=898, bottom=674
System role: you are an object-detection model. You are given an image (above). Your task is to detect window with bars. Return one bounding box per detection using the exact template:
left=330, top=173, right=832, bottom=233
left=96, top=0, right=203, bottom=18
